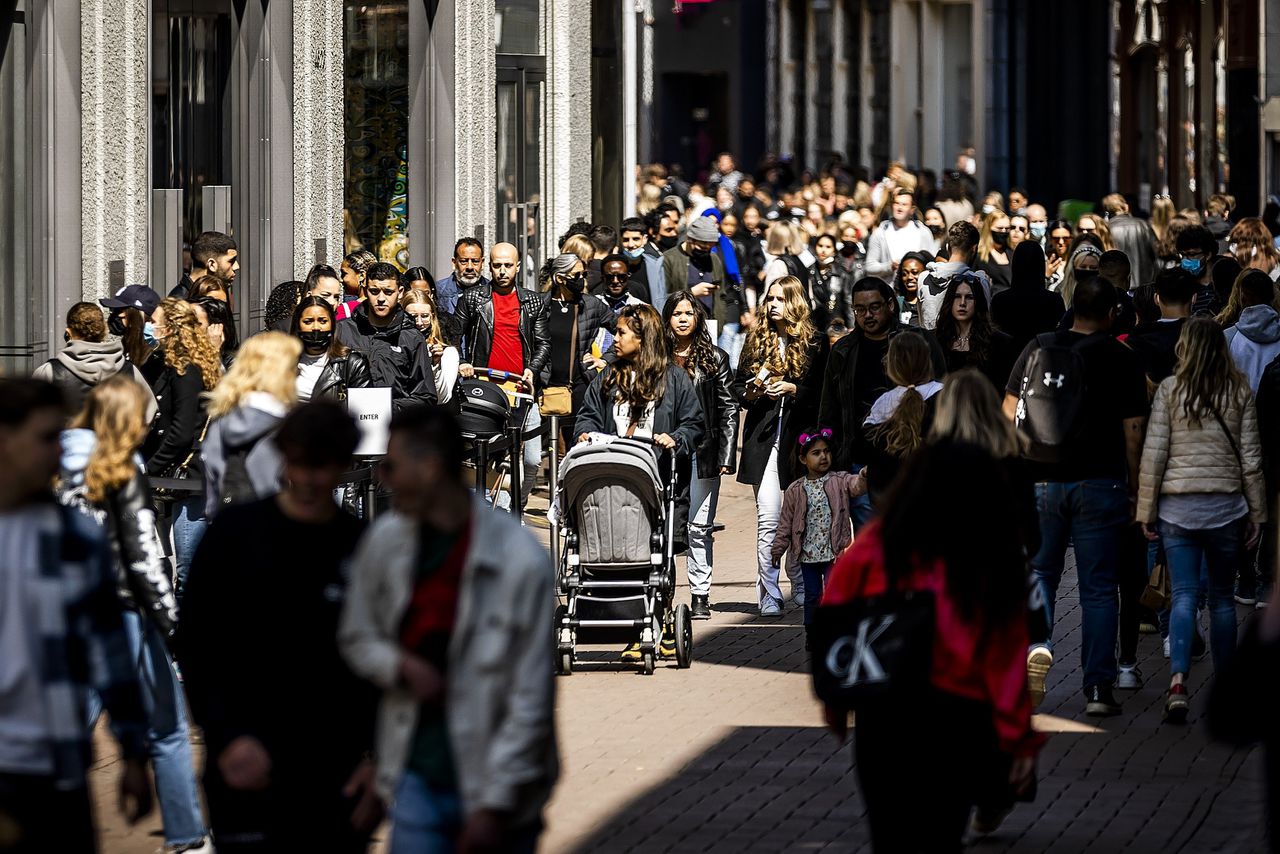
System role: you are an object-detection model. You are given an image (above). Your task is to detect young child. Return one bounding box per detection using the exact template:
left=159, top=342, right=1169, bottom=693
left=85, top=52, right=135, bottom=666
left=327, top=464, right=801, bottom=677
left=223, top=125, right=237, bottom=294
left=772, top=428, right=867, bottom=636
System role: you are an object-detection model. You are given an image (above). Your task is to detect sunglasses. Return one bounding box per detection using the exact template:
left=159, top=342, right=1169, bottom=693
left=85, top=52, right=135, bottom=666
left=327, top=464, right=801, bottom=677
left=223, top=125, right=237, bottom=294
left=603, top=273, right=629, bottom=281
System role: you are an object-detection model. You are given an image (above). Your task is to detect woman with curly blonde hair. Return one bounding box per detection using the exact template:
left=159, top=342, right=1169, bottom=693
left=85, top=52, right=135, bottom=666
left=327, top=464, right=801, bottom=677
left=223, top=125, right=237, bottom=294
left=142, top=297, right=223, bottom=593
left=735, top=275, right=827, bottom=615
left=59, top=375, right=209, bottom=850
left=202, top=331, right=301, bottom=517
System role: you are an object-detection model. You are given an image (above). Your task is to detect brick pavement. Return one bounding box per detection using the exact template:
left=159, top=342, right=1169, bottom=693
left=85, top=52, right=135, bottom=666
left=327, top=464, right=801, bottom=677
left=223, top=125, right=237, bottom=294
left=87, top=475, right=1268, bottom=852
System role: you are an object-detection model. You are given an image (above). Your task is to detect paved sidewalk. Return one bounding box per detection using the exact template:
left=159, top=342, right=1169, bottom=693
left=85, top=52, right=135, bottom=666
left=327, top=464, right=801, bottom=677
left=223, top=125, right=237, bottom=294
left=87, top=475, right=1267, bottom=852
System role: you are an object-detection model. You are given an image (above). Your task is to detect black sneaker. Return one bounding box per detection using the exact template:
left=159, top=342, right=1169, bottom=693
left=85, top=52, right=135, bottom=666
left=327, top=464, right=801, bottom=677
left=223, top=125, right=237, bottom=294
left=1084, top=684, right=1122, bottom=717
left=690, top=594, right=711, bottom=620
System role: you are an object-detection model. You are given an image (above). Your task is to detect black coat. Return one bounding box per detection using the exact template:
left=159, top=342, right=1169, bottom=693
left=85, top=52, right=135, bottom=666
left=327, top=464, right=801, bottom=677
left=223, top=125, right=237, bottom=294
left=818, top=325, right=946, bottom=472
left=991, top=279, right=1066, bottom=355
left=144, top=364, right=207, bottom=477
left=309, top=350, right=373, bottom=403
left=1255, top=353, right=1280, bottom=489
left=735, top=334, right=829, bottom=487
left=690, top=347, right=739, bottom=478
left=537, top=293, right=616, bottom=389
left=453, top=285, right=551, bottom=384
left=574, top=364, right=705, bottom=458
left=336, top=305, right=437, bottom=412
left=941, top=329, right=1019, bottom=393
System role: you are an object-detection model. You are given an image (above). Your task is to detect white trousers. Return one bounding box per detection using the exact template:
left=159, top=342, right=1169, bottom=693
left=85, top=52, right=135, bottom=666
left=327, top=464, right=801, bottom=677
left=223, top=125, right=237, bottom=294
left=752, top=444, right=805, bottom=608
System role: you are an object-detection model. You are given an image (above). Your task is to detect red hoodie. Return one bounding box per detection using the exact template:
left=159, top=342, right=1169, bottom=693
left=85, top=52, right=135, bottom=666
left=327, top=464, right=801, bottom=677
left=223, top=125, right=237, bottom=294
left=822, top=522, right=1045, bottom=759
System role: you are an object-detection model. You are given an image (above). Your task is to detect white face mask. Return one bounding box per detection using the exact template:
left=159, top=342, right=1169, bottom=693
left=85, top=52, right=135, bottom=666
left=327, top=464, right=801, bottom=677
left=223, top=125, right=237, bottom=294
left=963, top=157, right=976, bottom=176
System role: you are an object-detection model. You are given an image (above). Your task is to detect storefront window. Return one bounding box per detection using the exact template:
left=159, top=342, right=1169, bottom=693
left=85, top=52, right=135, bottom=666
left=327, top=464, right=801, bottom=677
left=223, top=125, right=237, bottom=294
left=0, top=1, right=33, bottom=374
left=152, top=0, right=234, bottom=246
left=495, top=0, right=541, bottom=55
left=344, top=1, right=410, bottom=268
left=497, top=67, right=544, bottom=285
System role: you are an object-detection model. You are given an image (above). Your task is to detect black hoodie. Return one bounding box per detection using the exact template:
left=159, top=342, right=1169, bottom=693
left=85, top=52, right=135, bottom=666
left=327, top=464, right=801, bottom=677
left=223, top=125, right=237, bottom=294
left=336, top=303, right=438, bottom=412
left=990, top=242, right=1066, bottom=355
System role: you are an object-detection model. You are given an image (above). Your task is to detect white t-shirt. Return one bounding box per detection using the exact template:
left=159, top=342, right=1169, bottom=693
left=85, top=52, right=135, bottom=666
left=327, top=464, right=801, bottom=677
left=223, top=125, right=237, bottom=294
left=864, top=381, right=944, bottom=426
left=612, top=400, right=656, bottom=438
left=296, top=353, right=329, bottom=403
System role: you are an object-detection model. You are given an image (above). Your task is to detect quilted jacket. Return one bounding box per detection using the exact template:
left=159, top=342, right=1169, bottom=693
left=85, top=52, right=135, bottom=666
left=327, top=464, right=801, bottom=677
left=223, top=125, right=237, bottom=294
left=1137, top=376, right=1267, bottom=525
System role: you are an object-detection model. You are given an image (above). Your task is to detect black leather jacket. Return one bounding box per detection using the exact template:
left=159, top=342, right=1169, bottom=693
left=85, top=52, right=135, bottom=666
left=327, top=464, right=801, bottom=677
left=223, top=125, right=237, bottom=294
left=308, top=350, right=373, bottom=402
left=691, top=347, right=738, bottom=478
left=454, top=284, right=551, bottom=383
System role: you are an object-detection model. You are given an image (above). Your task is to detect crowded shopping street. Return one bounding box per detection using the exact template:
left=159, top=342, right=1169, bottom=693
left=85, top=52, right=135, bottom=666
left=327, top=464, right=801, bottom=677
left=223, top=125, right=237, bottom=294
left=7, top=1, right=1280, bottom=852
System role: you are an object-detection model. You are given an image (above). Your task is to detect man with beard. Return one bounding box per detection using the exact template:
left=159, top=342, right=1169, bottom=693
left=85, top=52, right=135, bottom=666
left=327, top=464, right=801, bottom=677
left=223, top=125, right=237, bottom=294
left=435, top=238, right=489, bottom=316
left=818, top=277, right=945, bottom=530
left=171, top=231, right=239, bottom=299
left=336, top=262, right=437, bottom=412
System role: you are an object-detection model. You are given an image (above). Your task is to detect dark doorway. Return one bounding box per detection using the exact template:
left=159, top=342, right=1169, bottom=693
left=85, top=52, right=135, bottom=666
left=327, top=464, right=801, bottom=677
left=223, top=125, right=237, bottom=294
left=658, top=72, right=729, bottom=183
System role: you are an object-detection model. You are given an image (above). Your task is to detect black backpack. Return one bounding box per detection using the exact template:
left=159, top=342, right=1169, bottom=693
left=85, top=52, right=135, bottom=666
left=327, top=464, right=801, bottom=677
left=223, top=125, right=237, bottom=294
left=1014, top=332, right=1092, bottom=463
left=219, top=438, right=261, bottom=507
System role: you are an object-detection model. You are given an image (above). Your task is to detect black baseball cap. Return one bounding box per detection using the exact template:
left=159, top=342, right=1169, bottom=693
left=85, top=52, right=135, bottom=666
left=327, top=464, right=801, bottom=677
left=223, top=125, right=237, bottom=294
left=99, top=284, right=160, bottom=317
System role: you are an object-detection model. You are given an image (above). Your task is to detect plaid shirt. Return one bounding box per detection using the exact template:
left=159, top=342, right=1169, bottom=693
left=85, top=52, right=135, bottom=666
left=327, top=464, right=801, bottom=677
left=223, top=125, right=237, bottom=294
left=11, top=500, right=147, bottom=788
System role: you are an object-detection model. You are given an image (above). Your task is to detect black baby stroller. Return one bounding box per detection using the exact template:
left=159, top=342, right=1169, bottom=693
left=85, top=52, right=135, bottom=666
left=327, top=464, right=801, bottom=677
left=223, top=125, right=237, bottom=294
left=553, top=437, right=692, bottom=675
left=457, top=368, right=535, bottom=515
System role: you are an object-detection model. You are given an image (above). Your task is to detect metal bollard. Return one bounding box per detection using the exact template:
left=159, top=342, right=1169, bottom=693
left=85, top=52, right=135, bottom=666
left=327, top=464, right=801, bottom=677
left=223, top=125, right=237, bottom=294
left=548, top=414, right=560, bottom=567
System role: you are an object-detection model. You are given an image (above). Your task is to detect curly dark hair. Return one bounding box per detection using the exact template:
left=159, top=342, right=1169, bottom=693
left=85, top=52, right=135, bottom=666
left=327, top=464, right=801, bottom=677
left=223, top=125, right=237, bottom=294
left=934, top=275, right=994, bottom=366
left=661, top=290, right=718, bottom=380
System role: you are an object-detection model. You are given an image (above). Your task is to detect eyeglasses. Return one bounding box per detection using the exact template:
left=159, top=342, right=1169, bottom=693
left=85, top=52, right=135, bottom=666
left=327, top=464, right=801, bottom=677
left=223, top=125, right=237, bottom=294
left=366, top=286, right=397, bottom=297
left=851, top=302, right=886, bottom=316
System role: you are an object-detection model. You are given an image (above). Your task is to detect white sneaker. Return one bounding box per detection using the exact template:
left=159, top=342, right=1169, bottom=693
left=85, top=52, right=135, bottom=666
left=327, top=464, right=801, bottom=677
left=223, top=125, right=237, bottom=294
left=1027, top=646, right=1052, bottom=708
left=1163, top=636, right=1170, bottom=658
left=760, top=598, right=783, bottom=617
left=1116, top=663, right=1143, bottom=689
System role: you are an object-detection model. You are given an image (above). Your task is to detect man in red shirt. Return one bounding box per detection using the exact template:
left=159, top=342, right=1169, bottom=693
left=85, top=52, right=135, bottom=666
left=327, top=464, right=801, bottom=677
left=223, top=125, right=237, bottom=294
left=454, top=243, right=549, bottom=508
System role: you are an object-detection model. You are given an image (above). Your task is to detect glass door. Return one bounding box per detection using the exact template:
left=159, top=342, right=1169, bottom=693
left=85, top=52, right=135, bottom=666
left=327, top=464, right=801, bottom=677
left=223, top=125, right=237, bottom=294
left=496, top=60, right=544, bottom=288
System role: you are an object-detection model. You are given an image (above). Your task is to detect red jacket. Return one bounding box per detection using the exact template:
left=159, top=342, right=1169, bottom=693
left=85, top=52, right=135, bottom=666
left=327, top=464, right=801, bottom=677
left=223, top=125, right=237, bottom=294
left=822, top=523, right=1044, bottom=759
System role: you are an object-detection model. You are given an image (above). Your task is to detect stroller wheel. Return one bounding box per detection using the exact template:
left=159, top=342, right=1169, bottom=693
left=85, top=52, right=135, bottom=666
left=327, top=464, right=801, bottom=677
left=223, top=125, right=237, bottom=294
left=673, top=604, right=693, bottom=669
left=557, top=651, right=574, bottom=676
left=641, top=651, right=655, bottom=675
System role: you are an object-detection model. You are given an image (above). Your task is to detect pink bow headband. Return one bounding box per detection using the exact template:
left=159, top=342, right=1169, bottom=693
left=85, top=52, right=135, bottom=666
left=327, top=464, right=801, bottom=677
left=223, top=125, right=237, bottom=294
left=798, top=428, right=833, bottom=447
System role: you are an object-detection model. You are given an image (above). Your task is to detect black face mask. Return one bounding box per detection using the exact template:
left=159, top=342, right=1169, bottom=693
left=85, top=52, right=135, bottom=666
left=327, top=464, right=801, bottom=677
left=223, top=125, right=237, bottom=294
left=299, top=329, right=333, bottom=350
left=690, top=249, right=712, bottom=264
left=562, top=274, right=586, bottom=295
left=657, top=234, right=679, bottom=251
left=840, top=243, right=858, bottom=257
left=108, top=314, right=127, bottom=337
left=992, top=231, right=1010, bottom=249
left=63, top=331, right=71, bottom=344
left=929, top=224, right=945, bottom=238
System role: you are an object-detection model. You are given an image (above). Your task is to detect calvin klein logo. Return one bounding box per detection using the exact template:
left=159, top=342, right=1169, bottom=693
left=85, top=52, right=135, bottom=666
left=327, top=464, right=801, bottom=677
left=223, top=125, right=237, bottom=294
left=825, top=616, right=894, bottom=687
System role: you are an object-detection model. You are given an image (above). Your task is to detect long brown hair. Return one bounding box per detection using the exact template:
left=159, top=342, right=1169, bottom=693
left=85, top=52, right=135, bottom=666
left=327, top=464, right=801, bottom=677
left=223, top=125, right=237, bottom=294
left=1172, top=316, right=1249, bottom=428
left=741, top=276, right=815, bottom=381
left=158, top=298, right=222, bottom=390
left=662, top=291, right=718, bottom=379
left=71, top=375, right=151, bottom=504
left=603, top=303, right=670, bottom=421
left=290, top=296, right=351, bottom=359
left=870, top=333, right=933, bottom=456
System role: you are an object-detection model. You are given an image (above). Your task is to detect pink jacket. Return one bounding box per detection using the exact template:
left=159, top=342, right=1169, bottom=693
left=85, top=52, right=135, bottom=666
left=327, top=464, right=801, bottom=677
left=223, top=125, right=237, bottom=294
left=772, top=471, right=860, bottom=566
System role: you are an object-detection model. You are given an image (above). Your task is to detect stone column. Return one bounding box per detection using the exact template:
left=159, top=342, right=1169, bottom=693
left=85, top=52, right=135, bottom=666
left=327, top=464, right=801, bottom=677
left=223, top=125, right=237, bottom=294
left=81, top=0, right=148, bottom=299
left=544, top=0, right=592, bottom=262
left=453, top=0, right=496, bottom=246
left=292, top=0, right=344, bottom=276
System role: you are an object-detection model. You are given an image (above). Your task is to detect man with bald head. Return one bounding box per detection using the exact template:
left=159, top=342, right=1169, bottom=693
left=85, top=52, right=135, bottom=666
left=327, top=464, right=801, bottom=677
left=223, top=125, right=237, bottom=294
left=455, top=242, right=549, bottom=508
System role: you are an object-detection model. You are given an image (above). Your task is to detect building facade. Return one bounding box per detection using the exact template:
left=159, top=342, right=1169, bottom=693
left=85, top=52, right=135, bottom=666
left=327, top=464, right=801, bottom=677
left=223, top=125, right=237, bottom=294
left=0, top=0, right=593, bottom=373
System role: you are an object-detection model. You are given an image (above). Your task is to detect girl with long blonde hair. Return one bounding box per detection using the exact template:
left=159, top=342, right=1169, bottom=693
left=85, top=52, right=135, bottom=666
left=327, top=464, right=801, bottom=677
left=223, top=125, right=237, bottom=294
left=735, top=275, right=827, bottom=615
left=59, top=375, right=208, bottom=850
left=202, top=332, right=301, bottom=516
left=1138, top=317, right=1266, bottom=723
left=401, top=288, right=460, bottom=403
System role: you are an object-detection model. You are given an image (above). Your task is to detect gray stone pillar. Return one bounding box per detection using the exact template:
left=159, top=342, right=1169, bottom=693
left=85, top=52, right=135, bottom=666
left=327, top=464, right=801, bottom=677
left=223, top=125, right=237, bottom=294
left=81, top=0, right=148, bottom=299
left=292, top=0, right=344, bottom=276
left=453, top=0, right=496, bottom=246
left=544, top=0, right=592, bottom=262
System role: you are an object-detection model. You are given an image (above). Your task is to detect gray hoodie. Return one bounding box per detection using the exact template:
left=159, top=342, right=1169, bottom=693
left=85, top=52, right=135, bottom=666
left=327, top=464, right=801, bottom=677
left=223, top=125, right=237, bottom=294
left=1226, top=305, right=1280, bottom=392
left=33, top=338, right=158, bottom=422
left=200, top=392, right=288, bottom=517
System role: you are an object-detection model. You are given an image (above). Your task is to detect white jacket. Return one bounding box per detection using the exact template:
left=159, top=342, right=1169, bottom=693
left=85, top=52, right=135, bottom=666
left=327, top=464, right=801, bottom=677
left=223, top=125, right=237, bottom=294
left=338, top=499, right=559, bottom=823
left=864, top=219, right=937, bottom=278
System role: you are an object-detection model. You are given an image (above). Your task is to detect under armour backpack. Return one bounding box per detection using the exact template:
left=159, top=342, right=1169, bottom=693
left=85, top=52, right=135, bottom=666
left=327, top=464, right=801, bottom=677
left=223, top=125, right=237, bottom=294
left=218, top=438, right=260, bottom=506
left=1015, top=332, right=1090, bottom=463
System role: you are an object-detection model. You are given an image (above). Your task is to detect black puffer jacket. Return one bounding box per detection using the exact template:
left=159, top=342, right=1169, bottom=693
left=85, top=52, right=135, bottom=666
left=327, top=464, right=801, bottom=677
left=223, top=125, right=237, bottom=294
left=690, top=346, right=738, bottom=478
left=309, top=351, right=373, bottom=403
left=537, top=293, right=616, bottom=388
left=336, top=304, right=437, bottom=411
left=454, top=284, right=551, bottom=383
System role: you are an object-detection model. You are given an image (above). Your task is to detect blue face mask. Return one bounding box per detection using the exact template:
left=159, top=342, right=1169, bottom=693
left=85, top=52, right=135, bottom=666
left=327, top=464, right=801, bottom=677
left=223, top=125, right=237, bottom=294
left=1029, top=223, right=1047, bottom=240
left=1180, top=257, right=1203, bottom=276
left=623, top=247, right=644, bottom=259
left=142, top=322, right=159, bottom=348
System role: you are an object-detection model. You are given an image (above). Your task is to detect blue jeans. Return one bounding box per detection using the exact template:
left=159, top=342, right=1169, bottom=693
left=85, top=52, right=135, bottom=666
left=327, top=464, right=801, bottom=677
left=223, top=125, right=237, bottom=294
left=717, top=322, right=744, bottom=370
left=800, top=561, right=833, bottom=625
left=1163, top=518, right=1245, bottom=676
left=1030, top=479, right=1129, bottom=690
left=87, top=612, right=205, bottom=847
left=171, top=494, right=207, bottom=601
left=686, top=454, right=721, bottom=597
left=847, top=461, right=874, bottom=532
left=495, top=401, right=542, bottom=511
left=389, top=772, right=539, bottom=854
